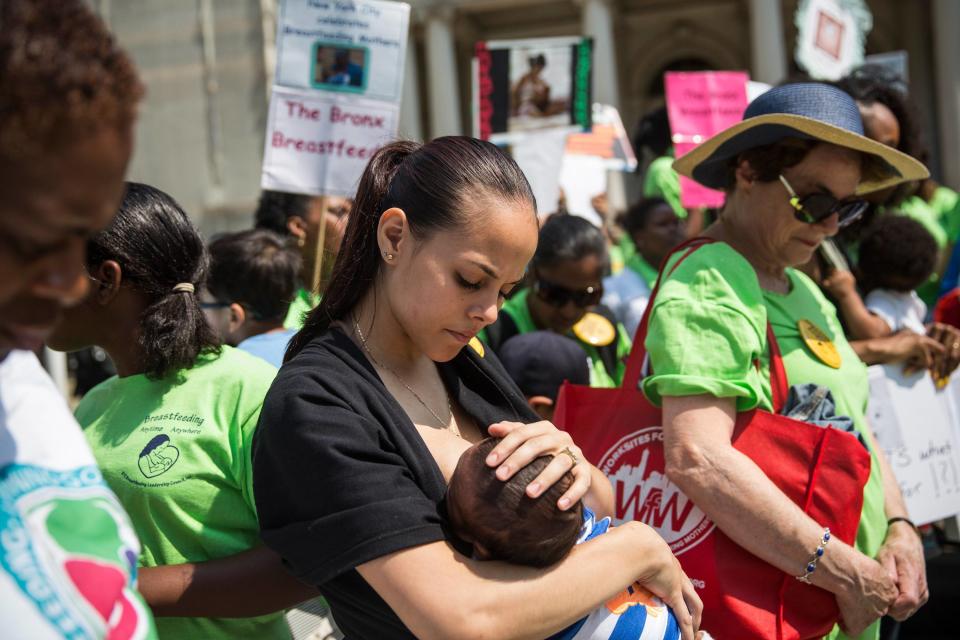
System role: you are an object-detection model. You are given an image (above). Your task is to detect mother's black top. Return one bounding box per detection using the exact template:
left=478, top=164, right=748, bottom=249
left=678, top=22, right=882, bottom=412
left=252, top=328, right=538, bottom=639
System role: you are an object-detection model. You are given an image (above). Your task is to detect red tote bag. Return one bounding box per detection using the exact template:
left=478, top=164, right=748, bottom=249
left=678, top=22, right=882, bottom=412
left=554, top=239, right=872, bottom=640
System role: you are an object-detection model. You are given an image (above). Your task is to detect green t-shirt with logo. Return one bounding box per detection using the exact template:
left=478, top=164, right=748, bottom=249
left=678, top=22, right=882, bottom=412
left=496, top=289, right=632, bottom=388
left=283, top=287, right=320, bottom=330
left=642, top=242, right=886, bottom=640
left=76, top=347, right=289, bottom=640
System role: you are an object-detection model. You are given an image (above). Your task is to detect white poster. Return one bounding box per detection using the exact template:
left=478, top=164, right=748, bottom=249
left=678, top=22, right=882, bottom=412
left=511, top=129, right=570, bottom=218
left=262, top=87, right=398, bottom=196
left=274, top=0, right=408, bottom=102
left=262, top=0, right=409, bottom=196
left=868, top=365, right=960, bottom=525
left=795, top=0, right=872, bottom=81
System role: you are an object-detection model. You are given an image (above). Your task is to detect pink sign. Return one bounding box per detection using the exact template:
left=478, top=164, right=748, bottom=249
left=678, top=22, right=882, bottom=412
left=665, top=71, right=749, bottom=209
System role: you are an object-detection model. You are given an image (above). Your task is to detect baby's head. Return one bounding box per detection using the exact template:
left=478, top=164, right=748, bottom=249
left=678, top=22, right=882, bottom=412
left=446, top=437, right=583, bottom=567
left=858, top=214, right=938, bottom=293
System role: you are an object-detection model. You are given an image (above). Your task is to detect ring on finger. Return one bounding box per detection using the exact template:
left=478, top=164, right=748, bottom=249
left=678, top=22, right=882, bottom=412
left=558, top=446, right=579, bottom=467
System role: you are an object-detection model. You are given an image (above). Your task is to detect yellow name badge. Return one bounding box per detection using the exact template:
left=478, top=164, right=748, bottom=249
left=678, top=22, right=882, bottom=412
left=468, top=336, right=485, bottom=358
left=797, top=319, right=842, bottom=369
left=572, top=312, right=616, bottom=347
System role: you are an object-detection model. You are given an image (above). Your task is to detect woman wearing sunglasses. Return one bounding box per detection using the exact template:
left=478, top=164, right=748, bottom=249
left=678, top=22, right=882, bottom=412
left=641, top=83, right=929, bottom=640
left=482, top=213, right=632, bottom=387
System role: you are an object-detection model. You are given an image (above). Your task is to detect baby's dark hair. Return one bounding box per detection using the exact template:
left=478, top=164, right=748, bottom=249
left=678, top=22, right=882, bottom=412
left=446, top=437, right=583, bottom=568
left=858, top=214, right=938, bottom=293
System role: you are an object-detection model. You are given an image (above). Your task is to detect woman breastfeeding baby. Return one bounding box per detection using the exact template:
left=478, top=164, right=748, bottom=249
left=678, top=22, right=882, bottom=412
left=253, top=137, right=702, bottom=640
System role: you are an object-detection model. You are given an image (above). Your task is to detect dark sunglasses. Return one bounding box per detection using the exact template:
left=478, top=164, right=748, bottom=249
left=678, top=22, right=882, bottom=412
left=779, top=174, right=869, bottom=228
left=534, top=278, right=603, bottom=308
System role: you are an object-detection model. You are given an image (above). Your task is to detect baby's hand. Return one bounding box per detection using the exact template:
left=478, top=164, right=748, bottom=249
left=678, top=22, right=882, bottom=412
left=822, top=270, right=857, bottom=301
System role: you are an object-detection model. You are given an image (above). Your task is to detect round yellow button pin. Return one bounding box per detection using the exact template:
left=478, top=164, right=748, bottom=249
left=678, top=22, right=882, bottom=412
left=468, top=336, right=485, bottom=358
left=572, top=312, right=616, bottom=347
left=797, top=319, right=842, bottom=369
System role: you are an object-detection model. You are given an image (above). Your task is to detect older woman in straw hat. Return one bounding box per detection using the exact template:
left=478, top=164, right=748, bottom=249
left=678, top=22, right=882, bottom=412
left=642, top=83, right=929, bottom=640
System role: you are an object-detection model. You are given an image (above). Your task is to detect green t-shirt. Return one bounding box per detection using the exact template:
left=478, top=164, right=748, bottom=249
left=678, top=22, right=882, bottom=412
left=283, top=287, right=320, bottom=330
left=641, top=242, right=886, bottom=640
left=928, top=185, right=960, bottom=243
left=626, top=250, right=659, bottom=289
left=76, top=347, right=289, bottom=640
left=893, top=200, right=947, bottom=307
left=643, top=154, right=686, bottom=219
left=497, top=289, right=632, bottom=388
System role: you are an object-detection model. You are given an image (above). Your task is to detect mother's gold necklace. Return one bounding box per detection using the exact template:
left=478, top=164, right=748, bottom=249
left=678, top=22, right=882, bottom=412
left=353, top=316, right=458, bottom=435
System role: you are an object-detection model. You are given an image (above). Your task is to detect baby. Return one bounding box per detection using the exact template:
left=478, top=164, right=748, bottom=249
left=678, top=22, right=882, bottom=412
left=824, top=214, right=938, bottom=338
left=445, top=437, right=683, bottom=640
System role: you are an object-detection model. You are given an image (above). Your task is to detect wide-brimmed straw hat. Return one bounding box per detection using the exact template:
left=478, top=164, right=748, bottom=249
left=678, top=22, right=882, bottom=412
left=672, top=83, right=929, bottom=195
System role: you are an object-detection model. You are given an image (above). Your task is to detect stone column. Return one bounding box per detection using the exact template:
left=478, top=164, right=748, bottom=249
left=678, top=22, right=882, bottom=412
left=748, top=0, right=788, bottom=85
left=424, top=5, right=462, bottom=138
left=576, top=0, right=620, bottom=109
left=933, top=0, right=960, bottom=188
left=399, top=30, right=424, bottom=141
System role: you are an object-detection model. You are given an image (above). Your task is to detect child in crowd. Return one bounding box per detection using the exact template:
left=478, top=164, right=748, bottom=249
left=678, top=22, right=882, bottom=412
left=446, top=438, right=685, bottom=640
left=205, top=229, right=300, bottom=368
left=47, top=183, right=315, bottom=638
left=253, top=190, right=352, bottom=328
left=499, top=331, right=591, bottom=421
left=824, top=214, right=938, bottom=338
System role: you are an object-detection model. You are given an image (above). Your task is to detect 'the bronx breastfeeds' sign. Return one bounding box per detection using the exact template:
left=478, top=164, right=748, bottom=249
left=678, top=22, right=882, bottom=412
left=261, top=0, right=409, bottom=196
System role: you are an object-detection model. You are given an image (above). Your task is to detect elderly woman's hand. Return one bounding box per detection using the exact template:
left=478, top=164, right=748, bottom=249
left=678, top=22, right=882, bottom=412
left=834, top=552, right=898, bottom=636
left=926, top=322, right=960, bottom=381
left=486, top=420, right=590, bottom=510
left=876, top=521, right=928, bottom=621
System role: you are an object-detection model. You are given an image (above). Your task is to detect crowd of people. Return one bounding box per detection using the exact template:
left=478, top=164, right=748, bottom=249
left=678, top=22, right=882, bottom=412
left=3, top=2, right=960, bottom=640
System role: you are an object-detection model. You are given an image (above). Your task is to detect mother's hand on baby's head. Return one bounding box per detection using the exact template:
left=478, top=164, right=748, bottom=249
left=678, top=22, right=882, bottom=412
left=486, top=421, right=590, bottom=510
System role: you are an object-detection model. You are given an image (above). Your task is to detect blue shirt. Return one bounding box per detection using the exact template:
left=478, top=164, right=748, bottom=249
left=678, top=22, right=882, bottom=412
left=237, top=330, right=296, bottom=369
left=549, top=510, right=681, bottom=640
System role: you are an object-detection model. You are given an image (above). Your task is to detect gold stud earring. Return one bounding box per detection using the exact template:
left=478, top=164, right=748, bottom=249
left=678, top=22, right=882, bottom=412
left=384, top=251, right=395, bottom=260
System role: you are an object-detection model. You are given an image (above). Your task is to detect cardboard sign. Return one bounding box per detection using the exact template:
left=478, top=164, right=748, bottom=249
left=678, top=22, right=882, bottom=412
left=510, top=129, right=571, bottom=218
left=262, top=0, right=409, bottom=196
left=795, top=0, right=872, bottom=81
left=262, top=87, right=398, bottom=196
left=664, top=71, right=749, bottom=209
left=868, top=365, right=960, bottom=525
left=565, top=104, right=637, bottom=171
left=474, top=36, right=592, bottom=143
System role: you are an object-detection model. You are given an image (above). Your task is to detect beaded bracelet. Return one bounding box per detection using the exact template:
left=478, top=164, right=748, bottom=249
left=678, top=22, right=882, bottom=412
left=796, top=527, right=831, bottom=584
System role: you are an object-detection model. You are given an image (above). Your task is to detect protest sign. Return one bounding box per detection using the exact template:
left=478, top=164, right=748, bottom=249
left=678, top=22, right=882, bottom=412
left=261, top=0, right=409, bottom=197
left=864, top=50, right=909, bottom=83
left=867, top=365, right=960, bottom=525
left=262, top=87, right=398, bottom=196
left=664, top=71, right=749, bottom=209
left=511, top=129, right=570, bottom=218
left=474, top=36, right=592, bottom=143
left=795, top=0, right=872, bottom=81
left=560, top=104, right=636, bottom=222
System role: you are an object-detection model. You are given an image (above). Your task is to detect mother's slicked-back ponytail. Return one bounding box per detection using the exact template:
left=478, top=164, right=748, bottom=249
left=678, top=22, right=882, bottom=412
left=285, top=140, right=417, bottom=359
left=87, top=182, right=220, bottom=379
left=286, top=136, right=536, bottom=362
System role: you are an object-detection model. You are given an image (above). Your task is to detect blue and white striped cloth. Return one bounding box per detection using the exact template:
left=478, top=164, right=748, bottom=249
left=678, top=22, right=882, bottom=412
left=548, top=510, right=681, bottom=640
